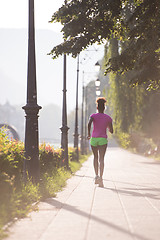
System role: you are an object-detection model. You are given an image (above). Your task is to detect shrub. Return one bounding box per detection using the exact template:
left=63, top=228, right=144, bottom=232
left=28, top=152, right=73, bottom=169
left=39, top=143, right=63, bottom=174
left=0, top=129, right=24, bottom=185
left=116, top=132, right=131, bottom=149
left=68, top=147, right=78, bottom=161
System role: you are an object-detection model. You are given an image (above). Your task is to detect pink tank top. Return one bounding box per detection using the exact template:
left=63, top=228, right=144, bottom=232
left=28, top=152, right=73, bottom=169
left=90, top=113, right=112, bottom=138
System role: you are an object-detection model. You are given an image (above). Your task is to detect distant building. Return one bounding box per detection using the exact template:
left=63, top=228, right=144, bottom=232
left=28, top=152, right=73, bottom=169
left=0, top=101, right=24, bottom=140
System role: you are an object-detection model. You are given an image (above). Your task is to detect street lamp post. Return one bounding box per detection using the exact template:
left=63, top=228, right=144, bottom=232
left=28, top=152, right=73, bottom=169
left=60, top=0, right=69, bottom=168
left=74, top=55, right=79, bottom=161
left=60, top=53, right=69, bottom=168
left=84, top=85, right=88, bottom=154
left=80, top=72, right=85, bottom=155
left=23, top=0, right=42, bottom=183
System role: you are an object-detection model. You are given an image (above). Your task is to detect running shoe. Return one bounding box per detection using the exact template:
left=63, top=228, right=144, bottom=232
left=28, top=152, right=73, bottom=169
left=99, top=178, right=104, bottom=188
left=95, top=175, right=100, bottom=184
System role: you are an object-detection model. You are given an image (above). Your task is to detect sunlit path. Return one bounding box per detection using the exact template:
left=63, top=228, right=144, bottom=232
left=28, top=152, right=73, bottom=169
left=5, top=147, right=160, bottom=240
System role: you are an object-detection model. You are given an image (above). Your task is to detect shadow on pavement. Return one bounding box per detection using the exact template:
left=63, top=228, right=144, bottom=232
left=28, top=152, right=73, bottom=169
left=74, top=173, right=160, bottom=200
left=103, top=186, right=160, bottom=200
left=44, top=197, right=151, bottom=240
left=141, top=161, right=160, bottom=165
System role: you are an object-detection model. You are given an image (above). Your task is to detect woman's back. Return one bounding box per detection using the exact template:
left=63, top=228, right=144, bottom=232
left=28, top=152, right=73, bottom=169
left=90, top=113, right=112, bottom=138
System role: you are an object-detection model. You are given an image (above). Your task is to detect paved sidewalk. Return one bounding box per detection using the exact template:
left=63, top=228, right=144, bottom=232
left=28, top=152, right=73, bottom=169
left=5, top=147, right=160, bottom=240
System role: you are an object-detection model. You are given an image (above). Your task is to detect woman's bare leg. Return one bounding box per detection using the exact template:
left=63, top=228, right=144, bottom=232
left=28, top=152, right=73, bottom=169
left=91, top=145, right=99, bottom=176
left=98, top=144, right=107, bottom=179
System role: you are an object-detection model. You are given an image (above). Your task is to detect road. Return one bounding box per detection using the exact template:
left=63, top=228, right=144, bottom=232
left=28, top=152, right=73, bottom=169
left=5, top=146, right=160, bottom=240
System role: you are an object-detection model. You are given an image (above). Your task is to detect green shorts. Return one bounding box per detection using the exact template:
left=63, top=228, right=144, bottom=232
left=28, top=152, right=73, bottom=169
left=90, top=137, right=108, bottom=147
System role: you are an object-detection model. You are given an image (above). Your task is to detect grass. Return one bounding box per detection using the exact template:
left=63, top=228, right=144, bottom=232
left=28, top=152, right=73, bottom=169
left=70, top=154, right=88, bottom=172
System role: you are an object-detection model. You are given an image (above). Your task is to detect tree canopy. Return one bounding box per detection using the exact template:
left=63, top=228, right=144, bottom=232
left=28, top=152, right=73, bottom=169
left=106, top=0, right=160, bottom=88
left=50, top=0, right=123, bottom=57
left=50, top=0, right=160, bottom=87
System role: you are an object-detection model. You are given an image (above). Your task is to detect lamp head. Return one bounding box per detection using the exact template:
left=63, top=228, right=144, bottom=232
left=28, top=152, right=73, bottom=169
left=95, top=61, right=100, bottom=72
left=95, top=78, right=100, bottom=87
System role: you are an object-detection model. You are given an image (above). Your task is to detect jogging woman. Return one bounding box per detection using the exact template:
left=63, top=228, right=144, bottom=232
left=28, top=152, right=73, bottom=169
left=87, top=97, right=113, bottom=187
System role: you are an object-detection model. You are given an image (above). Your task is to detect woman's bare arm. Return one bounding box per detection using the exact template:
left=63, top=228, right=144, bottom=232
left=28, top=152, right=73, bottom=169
left=108, top=121, right=113, bottom=134
left=87, top=117, right=93, bottom=139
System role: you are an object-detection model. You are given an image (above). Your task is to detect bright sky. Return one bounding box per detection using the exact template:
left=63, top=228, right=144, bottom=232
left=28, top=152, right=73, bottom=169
left=0, top=0, right=104, bottom=113
left=0, top=0, right=64, bottom=31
